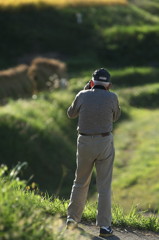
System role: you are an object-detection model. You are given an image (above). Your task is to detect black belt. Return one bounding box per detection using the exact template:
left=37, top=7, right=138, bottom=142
left=79, top=132, right=110, bottom=137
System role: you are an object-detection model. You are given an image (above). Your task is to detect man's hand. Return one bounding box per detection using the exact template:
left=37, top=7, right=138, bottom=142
left=84, top=81, right=91, bottom=90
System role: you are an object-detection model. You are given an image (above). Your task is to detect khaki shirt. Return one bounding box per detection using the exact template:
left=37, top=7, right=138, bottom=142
left=67, top=85, right=121, bottom=134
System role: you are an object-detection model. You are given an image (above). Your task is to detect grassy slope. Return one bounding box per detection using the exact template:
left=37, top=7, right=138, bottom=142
left=0, top=165, right=159, bottom=240
left=0, top=91, right=77, bottom=197
left=1, top=67, right=159, bottom=211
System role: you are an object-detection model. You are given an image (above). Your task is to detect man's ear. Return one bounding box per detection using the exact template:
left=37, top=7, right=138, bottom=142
left=107, top=83, right=112, bottom=90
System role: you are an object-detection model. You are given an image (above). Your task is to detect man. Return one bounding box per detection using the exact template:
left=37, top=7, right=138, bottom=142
left=66, top=68, right=121, bottom=237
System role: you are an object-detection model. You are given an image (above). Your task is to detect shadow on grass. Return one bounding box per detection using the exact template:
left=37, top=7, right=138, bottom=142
left=112, top=68, right=159, bottom=88
left=130, top=89, right=159, bottom=109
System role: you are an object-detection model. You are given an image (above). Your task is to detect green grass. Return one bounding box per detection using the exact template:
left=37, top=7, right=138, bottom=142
left=0, top=164, right=159, bottom=240
left=129, top=2, right=159, bottom=24
left=130, top=0, right=159, bottom=16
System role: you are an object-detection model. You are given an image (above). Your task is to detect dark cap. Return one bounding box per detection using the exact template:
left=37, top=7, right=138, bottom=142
left=92, top=68, right=111, bottom=82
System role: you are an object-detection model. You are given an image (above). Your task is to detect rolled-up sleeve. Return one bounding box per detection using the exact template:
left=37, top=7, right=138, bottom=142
left=112, top=94, right=121, bottom=122
left=67, top=94, right=80, bottom=119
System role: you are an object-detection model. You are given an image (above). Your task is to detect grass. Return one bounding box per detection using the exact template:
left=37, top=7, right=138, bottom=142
left=0, top=163, right=159, bottom=240
left=129, top=2, right=159, bottom=23
left=130, top=0, right=159, bottom=16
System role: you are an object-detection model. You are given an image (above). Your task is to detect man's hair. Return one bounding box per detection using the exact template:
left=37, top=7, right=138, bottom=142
left=93, top=80, right=110, bottom=87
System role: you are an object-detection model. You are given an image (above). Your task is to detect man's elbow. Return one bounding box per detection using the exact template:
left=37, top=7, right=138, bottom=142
left=113, top=110, right=121, bottom=122
left=67, top=110, right=77, bottom=119
left=67, top=113, right=75, bottom=119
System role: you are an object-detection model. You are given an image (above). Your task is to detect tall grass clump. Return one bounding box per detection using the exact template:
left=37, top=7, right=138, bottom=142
left=83, top=201, right=159, bottom=232
left=112, top=204, right=159, bottom=232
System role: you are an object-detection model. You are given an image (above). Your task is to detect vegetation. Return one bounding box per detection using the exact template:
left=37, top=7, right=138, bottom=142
left=0, top=0, right=159, bottom=236
left=0, top=164, right=159, bottom=240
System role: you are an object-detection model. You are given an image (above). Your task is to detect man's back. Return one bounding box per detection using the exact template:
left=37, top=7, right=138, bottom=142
left=67, top=86, right=120, bottom=134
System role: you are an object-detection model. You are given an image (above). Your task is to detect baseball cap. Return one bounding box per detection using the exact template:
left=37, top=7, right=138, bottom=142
left=92, top=68, right=111, bottom=82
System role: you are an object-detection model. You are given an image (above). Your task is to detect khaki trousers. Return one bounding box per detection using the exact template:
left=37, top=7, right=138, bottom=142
left=67, top=133, right=115, bottom=227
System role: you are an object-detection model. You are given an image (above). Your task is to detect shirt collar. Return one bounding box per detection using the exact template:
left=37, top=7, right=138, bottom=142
left=92, top=85, right=106, bottom=90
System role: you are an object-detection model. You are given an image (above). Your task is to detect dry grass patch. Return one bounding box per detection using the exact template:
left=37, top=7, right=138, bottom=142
left=28, top=57, right=67, bottom=91
left=0, top=0, right=127, bottom=7
left=0, top=64, right=35, bottom=101
left=0, top=57, right=67, bottom=101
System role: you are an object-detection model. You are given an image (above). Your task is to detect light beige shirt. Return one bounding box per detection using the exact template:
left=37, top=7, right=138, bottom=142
left=67, top=86, right=121, bottom=134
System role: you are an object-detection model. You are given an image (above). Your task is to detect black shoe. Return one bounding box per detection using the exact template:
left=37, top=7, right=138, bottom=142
left=66, top=218, right=78, bottom=229
left=99, top=226, right=113, bottom=237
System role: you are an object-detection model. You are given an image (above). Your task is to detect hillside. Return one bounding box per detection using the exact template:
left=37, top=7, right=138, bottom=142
left=1, top=0, right=159, bottom=70
left=0, top=0, right=159, bottom=212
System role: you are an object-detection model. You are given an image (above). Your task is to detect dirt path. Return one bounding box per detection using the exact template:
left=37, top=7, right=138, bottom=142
left=79, top=223, right=159, bottom=240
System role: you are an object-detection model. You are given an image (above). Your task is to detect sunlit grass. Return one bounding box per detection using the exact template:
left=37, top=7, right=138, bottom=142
left=129, top=2, right=159, bottom=23
left=0, top=0, right=127, bottom=7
